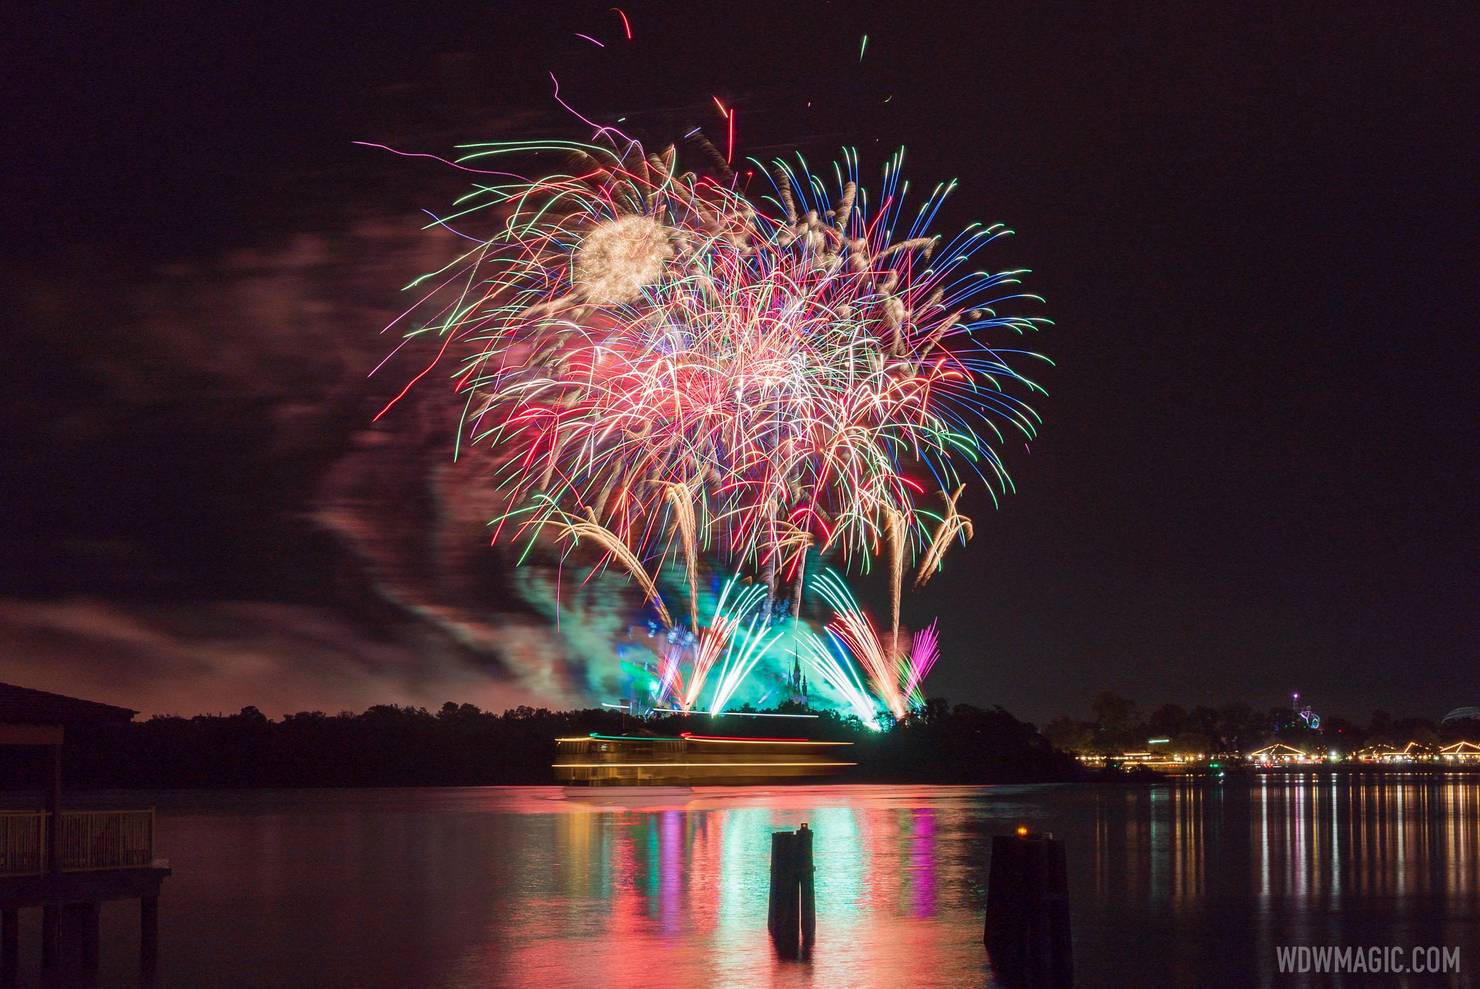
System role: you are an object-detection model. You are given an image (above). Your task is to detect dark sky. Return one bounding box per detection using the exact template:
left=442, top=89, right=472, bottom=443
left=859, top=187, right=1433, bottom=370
left=6, top=2, right=1478, bottom=723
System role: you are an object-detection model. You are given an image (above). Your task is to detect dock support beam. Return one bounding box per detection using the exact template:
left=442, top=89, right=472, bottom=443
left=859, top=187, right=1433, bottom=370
left=40, top=905, right=61, bottom=971
left=767, top=823, right=815, bottom=957
left=798, top=824, right=815, bottom=945
left=66, top=902, right=100, bottom=977
left=984, top=831, right=1072, bottom=988
left=2, top=908, right=17, bottom=986
left=140, top=895, right=159, bottom=976
left=46, top=744, right=62, bottom=879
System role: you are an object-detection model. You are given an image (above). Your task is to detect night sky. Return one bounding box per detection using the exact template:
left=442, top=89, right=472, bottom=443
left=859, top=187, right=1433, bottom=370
left=6, top=3, right=1477, bottom=724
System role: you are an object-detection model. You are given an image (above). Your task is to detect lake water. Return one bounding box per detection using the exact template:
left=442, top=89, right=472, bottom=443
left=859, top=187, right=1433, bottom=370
left=10, top=777, right=1479, bottom=987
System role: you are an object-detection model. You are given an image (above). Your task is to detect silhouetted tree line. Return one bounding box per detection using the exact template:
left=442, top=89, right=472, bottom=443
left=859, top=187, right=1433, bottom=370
left=5, top=699, right=1075, bottom=788
left=1044, top=690, right=1480, bottom=755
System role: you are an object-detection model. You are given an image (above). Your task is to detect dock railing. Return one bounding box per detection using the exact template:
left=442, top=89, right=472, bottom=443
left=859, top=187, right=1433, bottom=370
left=0, top=809, right=155, bottom=876
left=1, top=812, right=46, bottom=876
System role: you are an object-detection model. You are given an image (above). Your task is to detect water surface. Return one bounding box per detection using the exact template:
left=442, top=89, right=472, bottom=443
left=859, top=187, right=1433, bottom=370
left=12, top=778, right=1479, bottom=987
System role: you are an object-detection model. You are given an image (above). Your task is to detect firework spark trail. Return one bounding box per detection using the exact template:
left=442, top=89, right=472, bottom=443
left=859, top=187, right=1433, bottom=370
left=549, top=508, right=671, bottom=628
left=914, top=485, right=973, bottom=588
left=611, top=8, right=633, bottom=41
left=680, top=576, right=763, bottom=711
left=395, top=136, right=1046, bottom=574
left=812, top=569, right=906, bottom=719
left=786, top=529, right=812, bottom=621
left=656, top=640, right=686, bottom=706
left=708, top=611, right=783, bottom=715
left=799, top=626, right=880, bottom=727
left=653, top=479, right=701, bottom=633
left=902, top=619, right=940, bottom=705
left=885, top=506, right=907, bottom=661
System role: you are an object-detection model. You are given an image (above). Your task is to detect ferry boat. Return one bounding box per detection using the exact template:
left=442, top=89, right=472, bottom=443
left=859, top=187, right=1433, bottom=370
left=553, top=731, right=854, bottom=785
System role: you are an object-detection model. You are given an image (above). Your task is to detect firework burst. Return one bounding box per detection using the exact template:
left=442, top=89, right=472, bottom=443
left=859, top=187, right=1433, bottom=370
left=379, top=127, right=1050, bottom=715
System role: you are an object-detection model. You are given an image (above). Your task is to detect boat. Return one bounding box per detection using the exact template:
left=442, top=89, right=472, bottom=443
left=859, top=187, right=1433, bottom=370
left=553, top=731, right=854, bottom=785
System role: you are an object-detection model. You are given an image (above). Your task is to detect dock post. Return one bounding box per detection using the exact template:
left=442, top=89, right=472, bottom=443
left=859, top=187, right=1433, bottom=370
left=140, top=896, right=159, bottom=976
left=40, top=905, right=61, bottom=971
left=2, top=908, right=17, bottom=986
left=768, top=825, right=816, bottom=957
left=797, top=823, right=815, bottom=945
left=984, top=830, right=1072, bottom=988
left=67, top=902, right=101, bottom=978
left=767, top=830, right=797, bottom=948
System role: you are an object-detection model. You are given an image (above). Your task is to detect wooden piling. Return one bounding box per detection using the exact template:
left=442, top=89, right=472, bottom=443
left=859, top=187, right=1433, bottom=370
left=2, top=908, right=17, bottom=986
left=67, top=902, right=101, bottom=976
left=767, top=831, right=797, bottom=947
left=768, top=824, right=816, bottom=956
left=984, top=831, right=1072, bottom=988
left=40, top=904, right=61, bottom=971
left=797, top=823, right=815, bottom=945
left=140, top=895, right=159, bottom=975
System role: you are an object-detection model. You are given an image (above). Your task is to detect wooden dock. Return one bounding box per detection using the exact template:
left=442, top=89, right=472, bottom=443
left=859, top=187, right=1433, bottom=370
left=2, top=684, right=171, bottom=983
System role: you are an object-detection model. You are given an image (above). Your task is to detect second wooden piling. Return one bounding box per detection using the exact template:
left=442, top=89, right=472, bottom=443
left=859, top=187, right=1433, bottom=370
left=984, top=830, right=1072, bottom=988
left=767, top=823, right=816, bottom=956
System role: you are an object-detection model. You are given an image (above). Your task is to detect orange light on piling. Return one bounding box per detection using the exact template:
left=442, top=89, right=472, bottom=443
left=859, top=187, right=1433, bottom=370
left=1016, top=825, right=1030, bottom=838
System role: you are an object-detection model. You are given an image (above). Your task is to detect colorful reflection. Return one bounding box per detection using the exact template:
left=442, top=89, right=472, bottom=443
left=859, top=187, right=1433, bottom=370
left=486, top=779, right=1480, bottom=987
left=86, top=781, right=1480, bottom=988
left=495, top=787, right=989, bottom=986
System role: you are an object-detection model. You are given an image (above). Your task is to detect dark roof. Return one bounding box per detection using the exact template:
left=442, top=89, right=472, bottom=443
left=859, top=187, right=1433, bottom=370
left=0, top=683, right=137, bottom=726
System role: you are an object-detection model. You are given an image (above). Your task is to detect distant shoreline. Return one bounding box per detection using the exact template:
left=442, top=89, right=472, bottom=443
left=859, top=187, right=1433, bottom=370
left=0, top=700, right=1078, bottom=790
